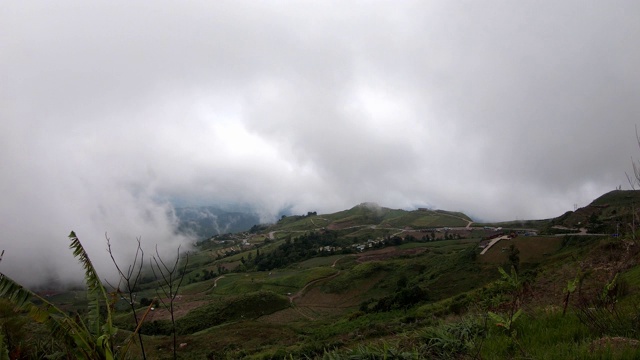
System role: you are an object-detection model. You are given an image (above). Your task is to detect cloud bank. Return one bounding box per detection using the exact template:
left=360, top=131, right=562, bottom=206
left=1, top=1, right=639, bottom=284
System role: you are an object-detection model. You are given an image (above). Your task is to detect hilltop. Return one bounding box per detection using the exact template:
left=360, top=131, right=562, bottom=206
left=550, top=190, right=640, bottom=233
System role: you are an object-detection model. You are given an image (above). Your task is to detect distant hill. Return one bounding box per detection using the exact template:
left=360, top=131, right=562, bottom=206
left=175, top=206, right=260, bottom=240
left=175, top=191, right=640, bottom=241
left=476, top=190, right=640, bottom=236
left=271, top=202, right=473, bottom=234
left=549, top=190, right=640, bottom=234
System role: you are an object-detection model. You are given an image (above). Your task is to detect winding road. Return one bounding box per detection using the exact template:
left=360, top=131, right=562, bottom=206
left=480, top=235, right=510, bottom=255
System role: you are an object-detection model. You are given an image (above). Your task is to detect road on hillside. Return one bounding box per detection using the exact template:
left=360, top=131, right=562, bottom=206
left=288, top=271, right=342, bottom=305
left=480, top=235, right=510, bottom=255
left=212, top=275, right=225, bottom=288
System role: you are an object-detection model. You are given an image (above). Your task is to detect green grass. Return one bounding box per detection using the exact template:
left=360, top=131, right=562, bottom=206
left=622, top=263, right=640, bottom=288
left=267, top=267, right=338, bottom=289
left=378, top=209, right=470, bottom=228
left=322, top=262, right=389, bottom=294
left=297, top=254, right=344, bottom=268
left=211, top=268, right=338, bottom=296
left=340, top=227, right=395, bottom=239
left=176, top=291, right=290, bottom=335
left=411, top=215, right=447, bottom=227
left=435, top=210, right=471, bottom=220
left=275, top=217, right=319, bottom=231
left=591, top=190, right=640, bottom=207
left=479, top=236, right=563, bottom=264
left=396, top=242, right=433, bottom=250
left=480, top=309, right=640, bottom=360
left=382, top=208, right=409, bottom=218
left=181, top=277, right=218, bottom=295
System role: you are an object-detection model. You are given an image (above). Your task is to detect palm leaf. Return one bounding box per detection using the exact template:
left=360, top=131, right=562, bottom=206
left=0, top=272, right=95, bottom=357
left=0, top=331, right=9, bottom=360
left=0, top=234, right=121, bottom=359
left=68, top=232, right=114, bottom=338
left=68, top=231, right=117, bottom=360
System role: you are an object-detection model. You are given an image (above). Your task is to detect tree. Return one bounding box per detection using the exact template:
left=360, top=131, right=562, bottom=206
left=106, top=234, right=147, bottom=359
left=396, top=275, right=408, bottom=290
left=0, top=298, right=27, bottom=359
left=508, top=244, right=520, bottom=273
left=151, top=245, right=189, bottom=360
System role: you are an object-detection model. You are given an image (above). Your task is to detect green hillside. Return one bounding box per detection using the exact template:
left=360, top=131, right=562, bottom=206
left=4, top=194, right=640, bottom=359
left=548, top=190, right=640, bottom=234
left=272, top=203, right=471, bottom=233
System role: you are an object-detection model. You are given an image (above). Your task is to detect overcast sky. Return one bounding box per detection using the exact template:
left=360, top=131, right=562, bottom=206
left=2, top=1, right=640, bottom=284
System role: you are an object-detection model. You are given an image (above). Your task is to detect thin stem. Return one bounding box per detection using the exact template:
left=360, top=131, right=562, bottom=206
left=105, top=234, right=147, bottom=360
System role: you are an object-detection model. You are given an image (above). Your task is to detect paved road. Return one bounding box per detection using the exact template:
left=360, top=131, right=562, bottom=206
left=480, top=235, right=510, bottom=255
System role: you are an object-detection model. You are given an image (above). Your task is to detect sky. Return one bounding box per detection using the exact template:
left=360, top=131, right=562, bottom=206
left=1, top=1, right=640, bottom=285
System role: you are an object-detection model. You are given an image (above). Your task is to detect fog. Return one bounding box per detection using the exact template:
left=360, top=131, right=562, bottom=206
left=1, top=1, right=639, bottom=285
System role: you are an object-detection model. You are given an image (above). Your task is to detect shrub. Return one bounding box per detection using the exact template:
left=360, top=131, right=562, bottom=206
left=419, top=317, right=485, bottom=359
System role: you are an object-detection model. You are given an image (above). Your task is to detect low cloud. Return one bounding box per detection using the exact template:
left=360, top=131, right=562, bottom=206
left=1, top=1, right=639, bottom=284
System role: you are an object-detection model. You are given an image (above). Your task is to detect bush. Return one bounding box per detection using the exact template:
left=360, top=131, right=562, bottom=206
left=175, top=291, right=289, bottom=334
left=420, top=317, right=485, bottom=359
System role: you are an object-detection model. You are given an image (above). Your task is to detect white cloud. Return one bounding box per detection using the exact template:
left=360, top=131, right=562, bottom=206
left=1, top=0, right=639, bottom=284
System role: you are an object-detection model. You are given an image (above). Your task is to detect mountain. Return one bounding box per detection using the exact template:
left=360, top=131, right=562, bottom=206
left=7, top=192, right=640, bottom=359
left=549, top=190, right=640, bottom=234
left=179, top=202, right=475, bottom=242
left=174, top=206, right=260, bottom=239
left=273, top=202, right=473, bottom=232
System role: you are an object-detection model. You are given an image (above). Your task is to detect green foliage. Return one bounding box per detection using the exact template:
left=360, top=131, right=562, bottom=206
left=507, top=244, right=520, bottom=272
left=0, top=332, right=8, bottom=360
left=0, top=232, right=148, bottom=359
left=321, top=343, right=418, bottom=359
left=482, top=266, right=527, bottom=356
left=488, top=309, right=523, bottom=331
left=168, top=291, right=289, bottom=335
left=497, top=266, right=522, bottom=291
left=139, top=319, right=173, bottom=336
left=324, top=262, right=388, bottom=294
left=252, top=231, right=354, bottom=271
left=573, top=273, right=640, bottom=339
left=362, top=285, right=428, bottom=313
left=563, top=272, right=582, bottom=315
left=420, top=317, right=485, bottom=359
left=69, top=231, right=115, bottom=340
left=0, top=299, right=28, bottom=358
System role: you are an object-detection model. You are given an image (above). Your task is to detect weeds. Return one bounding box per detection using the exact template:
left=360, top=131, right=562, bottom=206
left=575, top=274, right=640, bottom=337
left=321, top=343, right=418, bottom=359
left=419, top=316, right=486, bottom=359
left=485, top=266, right=528, bottom=358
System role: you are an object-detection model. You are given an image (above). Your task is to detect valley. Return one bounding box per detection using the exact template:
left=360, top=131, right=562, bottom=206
left=3, top=191, right=640, bottom=359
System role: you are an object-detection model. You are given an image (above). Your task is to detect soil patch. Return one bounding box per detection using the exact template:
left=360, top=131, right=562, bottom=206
left=139, top=297, right=208, bottom=322
left=590, top=336, right=640, bottom=353
left=356, top=247, right=426, bottom=263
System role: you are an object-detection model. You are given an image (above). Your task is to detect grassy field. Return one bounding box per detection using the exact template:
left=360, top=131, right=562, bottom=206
left=297, top=254, right=344, bottom=268
left=479, top=236, right=564, bottom=264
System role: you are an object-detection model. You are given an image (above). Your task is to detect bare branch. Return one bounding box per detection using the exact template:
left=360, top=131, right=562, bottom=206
left=105, top=233, right=147, bottom=359
left=150, top=244, right=188, bottom=360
